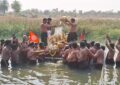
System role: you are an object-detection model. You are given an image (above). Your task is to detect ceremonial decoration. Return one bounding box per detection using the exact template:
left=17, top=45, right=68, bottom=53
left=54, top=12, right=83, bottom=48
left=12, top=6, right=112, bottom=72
left=29, top=31, right=39, bottom=43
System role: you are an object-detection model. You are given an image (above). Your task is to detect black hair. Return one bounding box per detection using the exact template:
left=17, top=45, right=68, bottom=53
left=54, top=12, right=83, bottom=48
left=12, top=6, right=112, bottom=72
left=48, top=18, right=52, bottom=21
left=83, top=40, right=87, bottom=44
left=28, top=42, right=34, bottom=47
left=71, top=18, right=75, bottom=22
left=68, top=43, right=72, bottom=48
left=71, top=42, right=78, bottom=49
left=43, top=18, right=47, bottom=21
left=101, top=46, right=105, bottom=51
left=95, top=43, right=100, bottom=49
left=90, top=41, right=95, bottom=47
left=5, top=40, right=11, bottom=46
left=11, top=44, right=18, bottom=50
left=86, top=43, right=90, bottom=49
left=110, top=43, right=115, bottom=49
left=80, top=41, right=86, bottom=48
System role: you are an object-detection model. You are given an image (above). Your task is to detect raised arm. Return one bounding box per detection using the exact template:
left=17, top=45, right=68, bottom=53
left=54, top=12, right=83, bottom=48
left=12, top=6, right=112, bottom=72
left=46, top=24, right=57, bottom=28
left=105, top=35, right=114, bottom=51
left=106, top=34, right=111, bottom=43
left=105, top=39, right=114, bottom=51
left=116, top=37, right=120, bottom=50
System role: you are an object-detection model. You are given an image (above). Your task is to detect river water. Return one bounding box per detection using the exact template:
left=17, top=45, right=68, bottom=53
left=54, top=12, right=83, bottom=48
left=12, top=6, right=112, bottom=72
left=0, top=44, right=120, bottom=85
left=0, top=60, right=120, bottom=85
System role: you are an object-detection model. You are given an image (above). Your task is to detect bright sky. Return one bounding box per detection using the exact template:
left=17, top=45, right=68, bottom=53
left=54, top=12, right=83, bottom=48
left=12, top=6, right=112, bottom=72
left=9, top=0, right=120, bottom=12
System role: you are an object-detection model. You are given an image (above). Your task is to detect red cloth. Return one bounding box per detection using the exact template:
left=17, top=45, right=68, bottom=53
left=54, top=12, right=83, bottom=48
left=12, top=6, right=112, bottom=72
left=29, top=31, right=39, bottom=43
left=80, top=33, right=85, bottom=41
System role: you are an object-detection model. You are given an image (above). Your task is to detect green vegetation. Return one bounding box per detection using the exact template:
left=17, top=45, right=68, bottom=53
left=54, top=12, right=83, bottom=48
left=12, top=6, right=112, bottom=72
left=0, top=16, right=120, bottom=42
left=77, top=19, right=120, bottom=42
left=11, top=0, right=21, bottom=13
left=0, top=16, right=40, bottom=39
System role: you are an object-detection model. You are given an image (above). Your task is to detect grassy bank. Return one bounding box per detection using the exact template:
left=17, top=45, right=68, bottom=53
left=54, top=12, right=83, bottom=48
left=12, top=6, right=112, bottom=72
left=0, top=16, right=120, bottom=42
left=77, top=19, right=120, bottom=42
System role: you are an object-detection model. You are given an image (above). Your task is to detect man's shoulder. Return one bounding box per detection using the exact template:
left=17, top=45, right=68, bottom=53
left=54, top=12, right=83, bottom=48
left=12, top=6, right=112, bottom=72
left=41, top=23, right=45, bottom=26
left=2, top=46, right=10, bottom=53
left=85, top=47, right=89, bottom=51
left=3, top=46, right=7, bottom=50
left=97, top=49, right=103, bottom=53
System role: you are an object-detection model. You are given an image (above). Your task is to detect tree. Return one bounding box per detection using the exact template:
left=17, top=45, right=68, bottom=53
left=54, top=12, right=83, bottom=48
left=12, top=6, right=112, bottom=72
left=0, top=0, right=9, bottom=15
left=11, top=0, right=21, bottom=13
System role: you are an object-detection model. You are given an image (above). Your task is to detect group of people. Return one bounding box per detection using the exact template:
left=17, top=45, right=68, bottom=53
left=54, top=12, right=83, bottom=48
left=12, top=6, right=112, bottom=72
left=62, top=41, right=105, bottom=69
left=40, top=17, right=77, bottom=46
left=0, top=34, right=37, bottom=69
left=0, top=17, right=76, bottom=70
left=62, top=35, right=120, bottom=69
left=0, top=33, right=71, bottom=70
left=0, top=17, right=120, bottom=70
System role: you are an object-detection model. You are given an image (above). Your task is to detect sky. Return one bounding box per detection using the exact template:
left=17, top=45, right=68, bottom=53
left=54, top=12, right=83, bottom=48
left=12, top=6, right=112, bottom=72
left=8, top=0, right=120, bottom=12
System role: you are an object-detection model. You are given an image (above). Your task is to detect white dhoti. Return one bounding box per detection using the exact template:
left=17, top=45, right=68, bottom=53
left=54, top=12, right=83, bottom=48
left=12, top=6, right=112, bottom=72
left=48, top=30, right=52, bottom=37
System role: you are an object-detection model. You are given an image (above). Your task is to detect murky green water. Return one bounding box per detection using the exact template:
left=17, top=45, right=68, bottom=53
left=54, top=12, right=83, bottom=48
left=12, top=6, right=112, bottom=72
left=0, top=49, right=119, bottom=85
left=0, top=61, right=120, bottom=85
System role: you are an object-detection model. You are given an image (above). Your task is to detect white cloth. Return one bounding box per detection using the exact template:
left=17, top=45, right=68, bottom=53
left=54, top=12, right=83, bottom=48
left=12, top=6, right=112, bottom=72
left=48, top=30, right=52, bottom=37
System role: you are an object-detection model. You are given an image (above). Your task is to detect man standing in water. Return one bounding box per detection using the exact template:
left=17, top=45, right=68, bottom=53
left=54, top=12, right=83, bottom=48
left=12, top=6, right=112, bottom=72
left=66, top=42, right=79, bottom=68
left=47, top=18, right=52, bottom=37
left=78, top=41, right=92, bottom=69
left=105, top=35, right=115, bottom=65
left=1, top=40, right=12, bottom=69
left=40, top=18, right=48, bottom=46
left=93, top=45, right=105, bottom=69
left=40, top=18, right=56, bottom=46
left=62, top=18, right=77, bottom=42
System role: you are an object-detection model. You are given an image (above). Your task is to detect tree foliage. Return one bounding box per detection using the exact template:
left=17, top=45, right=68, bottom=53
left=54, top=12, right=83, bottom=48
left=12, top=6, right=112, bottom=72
left=11, top=0, right=21, bottom=13
left=0, top=0, right=9, bottom=15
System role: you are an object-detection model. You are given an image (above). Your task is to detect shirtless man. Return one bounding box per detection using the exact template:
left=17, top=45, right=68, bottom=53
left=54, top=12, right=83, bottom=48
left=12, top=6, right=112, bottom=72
left=78, top=41, right=92, bottom=69
left=11, top=34, right=19, bottom=44
left=63, top=18, right=77, bottom=42
left=19, top=40, right=29, bottom=66
left=1, top=40, right=12, bottom=69
left=90, top=41, right=95, bottom=47
left=115, top=37, right=120, bottom=67
left=11, top=44, right=20, bottom=68
left=93, top=45, right=105, bottom=69
left=27, top=43, right=37, bottom=66
left=105, top=35, right=115, bottom=65
left=66, top=42, right=79, bottom=68
left=62, top=43, right=72, bottom=64
left=89, top=41, right=97, bottom=54
left=89, top=42, right=98, bottom=65
left=23, top=34, right=28, bottom=43
left=47, top=18, right=52, bottom=37
left=40, top=18, right=56, bottom=46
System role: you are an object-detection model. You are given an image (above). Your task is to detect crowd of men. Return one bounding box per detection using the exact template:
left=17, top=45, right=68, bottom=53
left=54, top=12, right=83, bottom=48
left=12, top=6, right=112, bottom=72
left=0, top=18, right=120, bottom=70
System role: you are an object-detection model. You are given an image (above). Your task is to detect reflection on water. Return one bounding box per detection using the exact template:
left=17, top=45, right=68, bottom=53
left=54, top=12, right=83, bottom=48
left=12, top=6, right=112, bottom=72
left=0, top=47, right=120, bottom=85
left=0, top=62, right=120, bottom=85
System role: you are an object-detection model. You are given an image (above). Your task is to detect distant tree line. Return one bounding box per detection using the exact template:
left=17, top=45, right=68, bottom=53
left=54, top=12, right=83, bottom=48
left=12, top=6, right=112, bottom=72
left=0, top=0, right=120, bottom=18
left=19, top=9, right=120, bottom=18
left=0, top=0, right=21, bottom=15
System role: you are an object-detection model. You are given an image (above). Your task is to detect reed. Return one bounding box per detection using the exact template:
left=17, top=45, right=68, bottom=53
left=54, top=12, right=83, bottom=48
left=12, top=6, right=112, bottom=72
left=0, top=15, right=120, bottom=42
